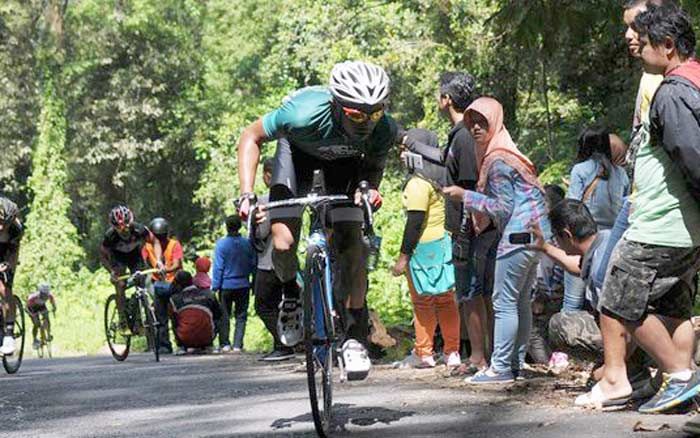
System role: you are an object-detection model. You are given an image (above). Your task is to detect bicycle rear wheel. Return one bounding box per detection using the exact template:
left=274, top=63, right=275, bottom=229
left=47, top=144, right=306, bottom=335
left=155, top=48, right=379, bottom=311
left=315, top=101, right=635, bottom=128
left=303, top=246, right=334, bottom=437
left=3, top=295, right=25, bottom=374
left=104, top=294, right=130, bottom=361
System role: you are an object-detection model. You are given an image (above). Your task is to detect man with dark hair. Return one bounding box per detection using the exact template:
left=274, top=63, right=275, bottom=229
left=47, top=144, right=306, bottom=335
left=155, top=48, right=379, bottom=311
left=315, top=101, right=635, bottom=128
left=254, top=157, right=295, bottom=361
left=403, top=72, right=495, bottom=372
left=529, top=200, right=610, bottom=360
left=212, top=214, right=256, bottom=353
left=585, top=3, right=700, bottom=414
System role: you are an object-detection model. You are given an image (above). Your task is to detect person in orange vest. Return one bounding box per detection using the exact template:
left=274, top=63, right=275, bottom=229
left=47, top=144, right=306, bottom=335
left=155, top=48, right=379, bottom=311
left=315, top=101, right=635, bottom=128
left=142, top=217, right=183, bottom=354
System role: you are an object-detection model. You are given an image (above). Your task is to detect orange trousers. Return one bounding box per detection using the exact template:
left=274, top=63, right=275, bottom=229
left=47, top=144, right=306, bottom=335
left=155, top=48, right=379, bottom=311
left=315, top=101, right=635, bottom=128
left=407, top=274, right=460, bottom=357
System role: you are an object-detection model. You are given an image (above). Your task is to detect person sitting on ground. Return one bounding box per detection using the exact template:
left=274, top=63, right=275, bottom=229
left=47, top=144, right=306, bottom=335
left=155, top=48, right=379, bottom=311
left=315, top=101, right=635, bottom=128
left=142, top=217, right=183, bottom=355
left=193, top=256, right=212, bottom=290
left=26, top=283, right=57, bottom=350
left=212, top=214, right=256, bottom=353
left=169, top=271, right=222, bottom=355
left=392, top=128, right=461, bottom=369
left=529, top=200, right=610, bottom=360
left=444, top=97, right=552, bottom=385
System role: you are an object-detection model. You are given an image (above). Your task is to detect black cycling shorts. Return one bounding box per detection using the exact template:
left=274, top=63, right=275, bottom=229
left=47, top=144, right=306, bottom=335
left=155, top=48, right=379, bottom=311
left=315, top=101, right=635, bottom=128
left=269, top=138, right=364, bottom=225
left=111, top=249, right=146, bottom=274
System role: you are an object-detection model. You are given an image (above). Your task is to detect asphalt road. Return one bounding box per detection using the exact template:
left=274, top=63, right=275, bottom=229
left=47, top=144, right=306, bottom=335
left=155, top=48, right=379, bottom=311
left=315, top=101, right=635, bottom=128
left=0, top=353, right=696, bottom=438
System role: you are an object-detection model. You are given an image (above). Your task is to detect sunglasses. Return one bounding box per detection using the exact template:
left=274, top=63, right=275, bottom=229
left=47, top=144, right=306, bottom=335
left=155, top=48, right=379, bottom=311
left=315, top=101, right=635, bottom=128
left=342, top=106, right=384, bottom=124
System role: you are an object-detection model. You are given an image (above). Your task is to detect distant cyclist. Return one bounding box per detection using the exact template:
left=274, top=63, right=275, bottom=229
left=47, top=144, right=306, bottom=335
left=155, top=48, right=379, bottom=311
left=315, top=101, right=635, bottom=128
left=0, top=197, right=22, bottom=355
left=26, top=283, right=57, bottom=350
left=237, top=61, right=398, bottom=379
left=99, top=205, right=162, bottom=333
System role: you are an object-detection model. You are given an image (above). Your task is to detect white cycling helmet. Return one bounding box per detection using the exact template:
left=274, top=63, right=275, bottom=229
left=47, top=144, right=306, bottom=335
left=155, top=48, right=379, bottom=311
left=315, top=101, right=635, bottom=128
left=38, top=283, right=51, bottom=295
left=329, top=61, right=390, bottom=107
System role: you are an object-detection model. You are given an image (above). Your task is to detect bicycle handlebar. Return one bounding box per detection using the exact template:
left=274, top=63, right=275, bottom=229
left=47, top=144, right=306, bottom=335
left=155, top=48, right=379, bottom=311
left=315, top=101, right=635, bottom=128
left=117, top=268, right=161, bottom=282
left=241, top=182, right=376, bottom=252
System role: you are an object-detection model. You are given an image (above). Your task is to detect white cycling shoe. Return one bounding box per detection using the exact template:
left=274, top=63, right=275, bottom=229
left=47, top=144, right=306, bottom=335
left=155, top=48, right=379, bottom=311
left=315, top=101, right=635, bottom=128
left=342, top=339, right=371, bottom=381
left=0, top=336, right=15, bottom=356
left=278, top=298, right=303, bottom=347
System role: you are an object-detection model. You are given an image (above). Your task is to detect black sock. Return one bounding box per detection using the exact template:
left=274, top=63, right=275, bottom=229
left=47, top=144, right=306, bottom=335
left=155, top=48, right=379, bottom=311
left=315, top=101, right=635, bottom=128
left=347, top=307, right=369, bottom=345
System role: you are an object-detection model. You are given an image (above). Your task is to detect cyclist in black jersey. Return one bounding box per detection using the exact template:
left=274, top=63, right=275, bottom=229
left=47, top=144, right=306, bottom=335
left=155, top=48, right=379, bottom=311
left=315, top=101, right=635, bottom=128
left=237, top=61, right=399, bottom=379
left=99, top=205, right=163, bottom=332
left=0, top=197, right=22, bottom=355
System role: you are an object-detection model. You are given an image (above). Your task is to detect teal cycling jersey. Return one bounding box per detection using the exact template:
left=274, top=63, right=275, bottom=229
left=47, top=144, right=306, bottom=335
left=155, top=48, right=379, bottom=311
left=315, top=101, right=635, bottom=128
left=262, top=87, right=398, bottom=186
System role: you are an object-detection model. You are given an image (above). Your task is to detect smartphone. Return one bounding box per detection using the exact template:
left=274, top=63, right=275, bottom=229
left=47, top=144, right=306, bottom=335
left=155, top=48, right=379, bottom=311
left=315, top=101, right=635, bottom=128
left=508, top=232, right=533, bottom=245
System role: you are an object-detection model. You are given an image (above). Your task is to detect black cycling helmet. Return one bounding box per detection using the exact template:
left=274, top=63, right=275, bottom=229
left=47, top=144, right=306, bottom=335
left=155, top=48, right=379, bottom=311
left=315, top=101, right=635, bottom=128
left=0, top=197, right=19, bottom=225
left=109, top=205, right=134, bottom=228
left=149, top=217, right=169, bottom=236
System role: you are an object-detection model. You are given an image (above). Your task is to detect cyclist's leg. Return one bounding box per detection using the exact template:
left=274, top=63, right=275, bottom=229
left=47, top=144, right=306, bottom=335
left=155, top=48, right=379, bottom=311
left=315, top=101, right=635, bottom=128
left=329, top=209, right=369, bottom=344
left=28, top=311, right=40, bottom=342
left=43, top=310, right=52, bottom=341
left=112, top=263, right=130, bottom=325
left=0, top=271, right=16, bottom=331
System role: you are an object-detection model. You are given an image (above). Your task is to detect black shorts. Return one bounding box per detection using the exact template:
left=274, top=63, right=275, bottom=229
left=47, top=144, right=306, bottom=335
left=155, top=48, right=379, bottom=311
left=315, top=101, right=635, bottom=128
left=111, top=249, right=146, bottom=274
left=27, top=304, right=48, bottom=316
left=269, top=138, right=363, bottom=225
left=599, top=239, right=700, bottom=322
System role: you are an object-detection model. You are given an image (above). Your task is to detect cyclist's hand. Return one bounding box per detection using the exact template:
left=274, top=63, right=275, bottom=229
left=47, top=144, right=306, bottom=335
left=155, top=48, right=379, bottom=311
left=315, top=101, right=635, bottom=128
left=355, top=188, right=383, bottom=210
left=254, top=205, right=267, bottom=224
left=442, top=185, right=466, bottom=202
left=0, top=262, right=7, bottom=273
left=238, top=196, right=251, bottom=220
left=110, top=271, right=119, bottom=284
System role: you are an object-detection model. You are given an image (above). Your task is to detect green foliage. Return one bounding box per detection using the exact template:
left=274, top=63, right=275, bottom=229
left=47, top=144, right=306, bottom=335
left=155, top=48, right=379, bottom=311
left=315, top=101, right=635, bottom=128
left=4, top=0, right=700, bottom=354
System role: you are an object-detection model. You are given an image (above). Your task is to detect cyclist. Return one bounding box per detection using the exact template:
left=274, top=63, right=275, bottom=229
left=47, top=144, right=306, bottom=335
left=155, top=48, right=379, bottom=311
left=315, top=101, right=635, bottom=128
left=26, top=283, right=57, bottom=350
left=99, top=205, right=163, bottom=333
left=237, top=60, right=398, bottom=380
left=0, top=197, right=22, bottom=355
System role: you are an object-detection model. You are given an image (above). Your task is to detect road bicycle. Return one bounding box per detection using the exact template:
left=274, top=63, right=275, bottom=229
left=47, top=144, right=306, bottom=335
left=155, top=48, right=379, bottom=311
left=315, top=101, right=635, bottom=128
left=246, top=175, right=379, bottom=437
left=0, top=269, right=25, bottom=374
left=104, top=268, right=161, bottom=362
left=31, top=309, right=53, bottom=358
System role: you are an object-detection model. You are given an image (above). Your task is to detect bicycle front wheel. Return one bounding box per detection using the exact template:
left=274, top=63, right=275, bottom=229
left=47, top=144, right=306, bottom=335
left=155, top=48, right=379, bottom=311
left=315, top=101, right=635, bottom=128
left=141, top=294, right=160, bottom=362
left=303, top=246, right=334, bottom=437
left=3, top=295, right=25, bottom=374
left=104, top=294, right=130, bottom=361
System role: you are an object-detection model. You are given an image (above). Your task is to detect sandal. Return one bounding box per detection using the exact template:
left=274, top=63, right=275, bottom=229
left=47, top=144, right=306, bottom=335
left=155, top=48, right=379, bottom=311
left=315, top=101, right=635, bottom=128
left=574, top=383, right=630, bottom=411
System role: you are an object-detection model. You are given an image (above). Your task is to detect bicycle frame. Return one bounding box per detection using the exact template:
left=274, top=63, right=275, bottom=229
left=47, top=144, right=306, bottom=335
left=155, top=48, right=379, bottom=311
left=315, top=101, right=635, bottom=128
left=306, top=230, right=336, bottom=345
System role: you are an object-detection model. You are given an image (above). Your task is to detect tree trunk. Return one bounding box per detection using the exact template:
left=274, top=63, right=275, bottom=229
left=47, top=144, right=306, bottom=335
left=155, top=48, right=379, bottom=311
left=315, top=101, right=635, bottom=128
left=540, top=57, right=555, bottom=161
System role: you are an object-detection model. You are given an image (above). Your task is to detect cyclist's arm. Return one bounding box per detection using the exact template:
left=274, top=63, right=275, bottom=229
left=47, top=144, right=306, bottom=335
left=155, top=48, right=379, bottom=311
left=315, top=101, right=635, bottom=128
left=5, top=242, right=19, bottom=271
left=238, top=118, right=267, bottom=194
left=98, top=243, right=116, bottom=273
left=49, top=294, right=57, bottom=312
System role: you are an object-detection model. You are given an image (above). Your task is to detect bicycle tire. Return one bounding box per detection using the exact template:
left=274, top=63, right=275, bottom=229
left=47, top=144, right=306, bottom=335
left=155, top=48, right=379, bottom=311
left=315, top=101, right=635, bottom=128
left=37, top=322, right=45, bottom=359
left=45, top=314, right=52, bottom=359
left=104, top=294, right=130, bottom=361
left=141, top=293, right=159, bottom=362
left=303, top=245, right=333, bottom=437
left=3, top=295, right=25, bottom=374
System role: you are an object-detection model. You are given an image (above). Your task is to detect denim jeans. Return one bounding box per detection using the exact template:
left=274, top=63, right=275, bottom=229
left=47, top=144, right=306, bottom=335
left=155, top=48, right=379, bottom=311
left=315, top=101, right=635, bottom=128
left=219, top=288, right=250, bottom=349
left=594, top=198, right=631, bottom=288
left=491, top=248, right=540, bottom=373
left=562, top=273, right=586, bottom=312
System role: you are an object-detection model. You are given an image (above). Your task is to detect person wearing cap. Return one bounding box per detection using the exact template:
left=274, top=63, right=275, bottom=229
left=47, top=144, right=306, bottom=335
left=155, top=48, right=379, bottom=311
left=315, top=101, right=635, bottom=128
left=142, top=217, right=183, bottom=354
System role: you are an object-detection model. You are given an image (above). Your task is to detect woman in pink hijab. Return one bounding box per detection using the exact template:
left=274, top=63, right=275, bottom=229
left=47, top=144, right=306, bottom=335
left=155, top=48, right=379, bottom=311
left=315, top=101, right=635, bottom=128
left=444, top=96, right=552, bottom=384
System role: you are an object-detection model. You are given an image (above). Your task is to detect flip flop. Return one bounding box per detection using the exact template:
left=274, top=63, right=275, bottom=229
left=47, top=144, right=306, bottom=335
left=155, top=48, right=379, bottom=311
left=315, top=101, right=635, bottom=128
left=574, top=383, right=630, bottom=411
